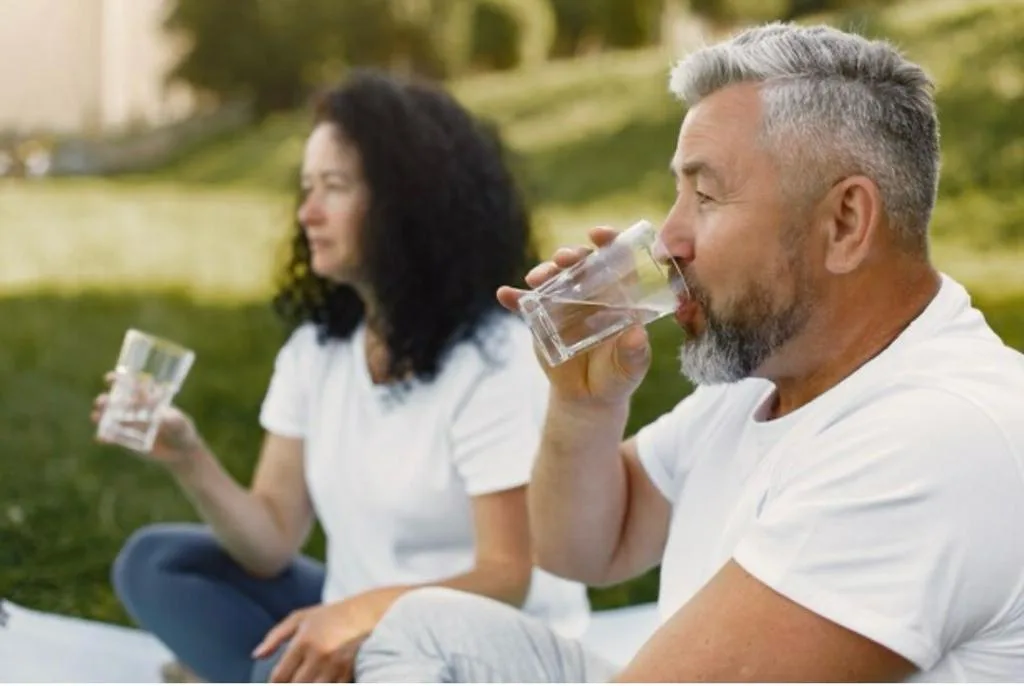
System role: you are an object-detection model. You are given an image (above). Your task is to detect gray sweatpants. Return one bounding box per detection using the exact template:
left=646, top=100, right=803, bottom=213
left=355, top=587, right=618, bottom=683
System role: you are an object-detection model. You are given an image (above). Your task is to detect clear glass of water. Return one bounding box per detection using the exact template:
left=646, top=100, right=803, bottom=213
left=518, top=219, right=688, bottom=367
left=96, top=329, right=195, bottom=453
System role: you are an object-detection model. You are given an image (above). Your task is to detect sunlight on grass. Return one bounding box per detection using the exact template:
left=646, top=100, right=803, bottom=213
left=453, top=47, right=671, bottom=115
left=2, top=178, right=1019, bottom=306
left=0, top=181, right=290, bottom=302
left=932, top=242, right=1024, bottom=300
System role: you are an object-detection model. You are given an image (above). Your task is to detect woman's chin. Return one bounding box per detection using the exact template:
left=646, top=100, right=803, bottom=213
left=311, top=258, right=357, bottom=284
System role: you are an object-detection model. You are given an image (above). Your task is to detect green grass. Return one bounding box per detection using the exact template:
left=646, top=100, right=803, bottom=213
left=2, top=0, right=1024, bottom=621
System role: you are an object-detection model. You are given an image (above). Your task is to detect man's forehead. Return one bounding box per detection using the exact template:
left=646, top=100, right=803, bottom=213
left=671, top=84, right=764, bottom=171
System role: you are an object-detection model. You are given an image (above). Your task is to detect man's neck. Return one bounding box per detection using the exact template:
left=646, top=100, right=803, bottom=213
left=767, top=265, right=941, bottom=419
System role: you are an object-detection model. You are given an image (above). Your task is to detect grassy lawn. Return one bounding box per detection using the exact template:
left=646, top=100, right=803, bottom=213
left=2, top=0, right=1023, bottom=622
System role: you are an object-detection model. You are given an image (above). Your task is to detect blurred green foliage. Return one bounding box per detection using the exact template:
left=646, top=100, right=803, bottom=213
left=165, top=0, right=902, bottom=115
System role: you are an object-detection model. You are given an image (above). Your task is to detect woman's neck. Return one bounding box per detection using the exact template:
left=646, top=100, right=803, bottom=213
left=363, top=325, right=392, bottom=385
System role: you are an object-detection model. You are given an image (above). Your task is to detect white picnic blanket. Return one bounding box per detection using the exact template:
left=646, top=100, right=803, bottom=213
left=0, top=599, right=659, bottom=682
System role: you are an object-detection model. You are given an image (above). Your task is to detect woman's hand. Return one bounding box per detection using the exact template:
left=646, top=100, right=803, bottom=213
left=91, top=372, right=203, bottom=465
left=254, top=590, right=390, bottom=683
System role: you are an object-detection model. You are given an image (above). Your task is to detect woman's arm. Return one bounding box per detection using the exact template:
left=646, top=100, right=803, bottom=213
left=169, top=432, right=316, bottom=578
left=344, top=485, right=533, bottom=618
left=254, top=486, right=534, bottom=683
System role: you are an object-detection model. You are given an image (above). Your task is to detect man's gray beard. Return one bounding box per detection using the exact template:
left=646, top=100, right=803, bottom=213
left=678, top=286, right=811, bottom=386
left=679, top=319, right=777, bottom=385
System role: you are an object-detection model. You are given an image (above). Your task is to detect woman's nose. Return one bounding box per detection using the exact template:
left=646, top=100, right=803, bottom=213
left=297, top=194, right=323, bottom=227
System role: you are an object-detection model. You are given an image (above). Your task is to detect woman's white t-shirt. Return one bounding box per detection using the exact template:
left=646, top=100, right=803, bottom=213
left=259, top=314, right=590, bottom=637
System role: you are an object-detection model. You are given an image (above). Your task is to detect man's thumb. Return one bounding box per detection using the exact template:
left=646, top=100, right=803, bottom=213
left=614, top=325, right=651, bottom=377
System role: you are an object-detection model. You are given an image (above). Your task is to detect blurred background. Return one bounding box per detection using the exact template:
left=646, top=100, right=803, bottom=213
left=1, top=0, right=1022, bottom=625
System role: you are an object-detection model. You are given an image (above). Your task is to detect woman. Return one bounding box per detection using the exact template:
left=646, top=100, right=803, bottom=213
left=93, top=69, right=589, bottom=683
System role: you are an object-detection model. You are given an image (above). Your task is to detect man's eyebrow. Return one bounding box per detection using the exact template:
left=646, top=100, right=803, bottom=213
left=671, top=159, right=724, bottom=187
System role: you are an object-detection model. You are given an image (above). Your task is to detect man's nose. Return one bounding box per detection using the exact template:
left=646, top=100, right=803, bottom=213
left=659, top=202, right=695, bottom=265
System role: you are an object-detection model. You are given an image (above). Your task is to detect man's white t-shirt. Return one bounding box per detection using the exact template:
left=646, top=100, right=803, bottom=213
left=636, top=274, right=1024, bottom=681
left=259, top=313, right=590, bottom=638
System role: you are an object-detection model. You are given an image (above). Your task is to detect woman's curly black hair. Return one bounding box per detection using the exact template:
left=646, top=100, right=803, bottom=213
left=273, top=68, right=538, bottom=384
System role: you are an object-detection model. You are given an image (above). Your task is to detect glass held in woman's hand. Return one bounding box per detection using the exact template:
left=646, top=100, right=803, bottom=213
left=96, top=329, right=195, bottom=453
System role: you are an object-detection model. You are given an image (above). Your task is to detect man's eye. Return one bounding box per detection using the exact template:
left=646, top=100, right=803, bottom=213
left=696, top=191, right=714, bottom=204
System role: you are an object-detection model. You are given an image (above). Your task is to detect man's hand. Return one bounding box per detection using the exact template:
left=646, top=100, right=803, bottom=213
left=253, top=595, right=379, bottom=683
left=497, top=226, right=653, bottom=407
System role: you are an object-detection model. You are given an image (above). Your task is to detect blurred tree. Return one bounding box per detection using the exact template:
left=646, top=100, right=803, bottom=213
left=163, top=0, right=898, bottom=117
left=485, top=0, right=558, bottom=67
left=603, top=0, right=664, bottom=48
left=164, top=0, right=351, bottom=116
left=164, top=0, right=558, bottom=114
left=468, top=3, right=521, bottom=71
left=784, top=0, right=890, bottom=19
left=688, top=0, right=788, bottom=24
left=433, top=0, right=557, bottom=75
left=687, top=0, right=889, bottom=24
left=549, top=0, right=664, bottom=56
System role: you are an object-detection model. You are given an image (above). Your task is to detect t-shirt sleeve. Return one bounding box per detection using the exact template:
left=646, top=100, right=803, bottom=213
left=449, top=326, right=550, bottom=496
left=258, top=324, right=316, bottom=439
left=635, top=384, right=728, bottom=502
left=733, top=386, right=1024, bottom=671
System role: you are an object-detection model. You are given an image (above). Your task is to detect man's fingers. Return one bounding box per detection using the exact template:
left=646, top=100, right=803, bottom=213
left=524, top=260, right=559, bottom=287
left=512, top=227, right=620, bottom=298
left=496, top=286, right=525, bottom=312
left=588, top=225, right=619, bottom=247
left=551, top=246, right=591, bottom=268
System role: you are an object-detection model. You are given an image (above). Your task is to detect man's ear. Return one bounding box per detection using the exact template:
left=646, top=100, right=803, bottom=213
left=817, top=175, right=883, bottom=275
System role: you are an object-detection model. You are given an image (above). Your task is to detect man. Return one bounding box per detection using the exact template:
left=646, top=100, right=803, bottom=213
left=351, top=22, right=1024, bottom=683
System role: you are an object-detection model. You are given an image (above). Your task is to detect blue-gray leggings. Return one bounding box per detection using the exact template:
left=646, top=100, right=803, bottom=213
left=112, top=522, right=325, bottom=683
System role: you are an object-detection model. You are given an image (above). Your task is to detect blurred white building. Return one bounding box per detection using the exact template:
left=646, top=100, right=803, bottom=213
left=0, top=0, right=197, bottom=136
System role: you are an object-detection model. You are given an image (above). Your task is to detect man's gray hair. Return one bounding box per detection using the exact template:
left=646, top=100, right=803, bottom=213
left=670, top=23, right=940, bottom=252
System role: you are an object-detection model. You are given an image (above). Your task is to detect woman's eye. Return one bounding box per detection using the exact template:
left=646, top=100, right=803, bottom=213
left=696, top=191, right=714, bottom=204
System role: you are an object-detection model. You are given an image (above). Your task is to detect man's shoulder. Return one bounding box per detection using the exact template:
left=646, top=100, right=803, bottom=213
left=807, top=377, right=1024, bottom=509
left=870, top=328, right=1024, bottom=436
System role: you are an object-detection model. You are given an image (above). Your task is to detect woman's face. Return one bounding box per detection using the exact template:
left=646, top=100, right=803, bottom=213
left=297, top=122, right=369, bottom=283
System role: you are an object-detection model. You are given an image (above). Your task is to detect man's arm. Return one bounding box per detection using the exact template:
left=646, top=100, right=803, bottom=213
left=616, top=560, right=915, bottom=682
left=498, top=229, right=676, bottom=588
left=528, top=396, right=672, bottom=587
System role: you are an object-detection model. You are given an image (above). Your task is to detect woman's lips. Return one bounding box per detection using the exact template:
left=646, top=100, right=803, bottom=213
left=308, top=237, right=333, bottom=252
